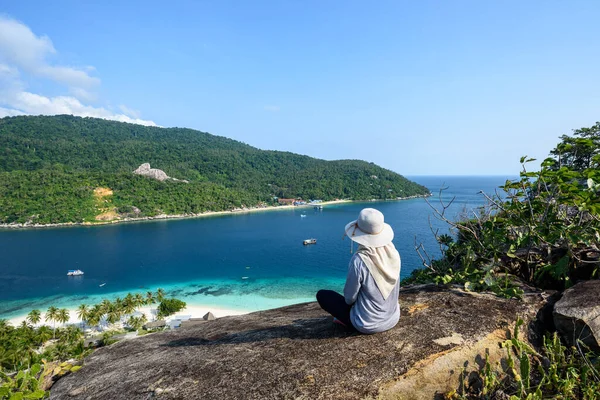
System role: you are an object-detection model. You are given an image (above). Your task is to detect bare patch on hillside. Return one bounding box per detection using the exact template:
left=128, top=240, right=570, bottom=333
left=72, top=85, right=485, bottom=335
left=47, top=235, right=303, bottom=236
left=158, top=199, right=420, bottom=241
left=93, top=187, right=113, bottom=198
left=93, top=187, right=119, bottom=221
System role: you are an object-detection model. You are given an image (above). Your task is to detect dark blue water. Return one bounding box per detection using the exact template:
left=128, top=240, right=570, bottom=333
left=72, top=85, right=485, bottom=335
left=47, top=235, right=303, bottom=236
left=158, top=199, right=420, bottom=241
left=0, top=176, right=512, bottom=318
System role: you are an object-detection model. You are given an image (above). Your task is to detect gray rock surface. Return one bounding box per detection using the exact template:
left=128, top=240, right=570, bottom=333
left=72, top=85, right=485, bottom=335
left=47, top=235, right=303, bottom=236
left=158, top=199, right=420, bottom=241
left=203, top=311, right=216, bottom=321
left=133, top=163, right=170, bottom=181
left=50, top=285, right=546, bottom=400
left=553, top=280, right=600, bottom=350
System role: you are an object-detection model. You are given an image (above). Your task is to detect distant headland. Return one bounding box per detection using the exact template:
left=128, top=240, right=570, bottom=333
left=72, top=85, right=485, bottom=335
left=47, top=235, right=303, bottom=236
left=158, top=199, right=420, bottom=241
left=0, top=115, right=430, bottom=227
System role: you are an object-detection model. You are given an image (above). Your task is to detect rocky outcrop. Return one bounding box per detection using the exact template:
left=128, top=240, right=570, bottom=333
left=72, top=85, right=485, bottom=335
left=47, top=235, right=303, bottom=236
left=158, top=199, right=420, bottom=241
left=133, top=163, right=170, bottom=181
left=553, top=280, right=600, bottom=350
left=50, top=285, right=547, bottom=400
left=202, top=311, right=215, bottom=321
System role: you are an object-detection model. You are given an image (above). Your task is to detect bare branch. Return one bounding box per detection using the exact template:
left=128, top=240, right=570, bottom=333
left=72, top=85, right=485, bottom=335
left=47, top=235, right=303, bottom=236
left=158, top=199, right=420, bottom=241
left=478, top=190, right=506, bottom=212
left=414, top=236, right=434, bottom=271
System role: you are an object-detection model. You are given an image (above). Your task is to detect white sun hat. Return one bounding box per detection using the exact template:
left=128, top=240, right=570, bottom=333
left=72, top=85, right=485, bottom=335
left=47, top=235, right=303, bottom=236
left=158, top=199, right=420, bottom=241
left=344, top=208, right=394, bottom=248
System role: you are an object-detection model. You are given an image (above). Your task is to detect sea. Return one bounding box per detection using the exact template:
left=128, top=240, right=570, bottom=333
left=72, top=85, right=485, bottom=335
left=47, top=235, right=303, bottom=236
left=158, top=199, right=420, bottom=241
left=0, top=176, right=513, bottom=320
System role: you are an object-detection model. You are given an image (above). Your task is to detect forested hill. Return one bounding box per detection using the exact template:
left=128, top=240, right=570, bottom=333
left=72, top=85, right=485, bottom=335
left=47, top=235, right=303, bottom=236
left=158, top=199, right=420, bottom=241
left=0, top=115, right=429, bottom=224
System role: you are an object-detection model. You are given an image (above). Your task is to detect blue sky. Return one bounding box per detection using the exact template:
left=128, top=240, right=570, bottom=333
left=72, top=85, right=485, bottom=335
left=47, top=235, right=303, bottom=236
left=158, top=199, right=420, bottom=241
left=1, top=1, right=599, bottom=175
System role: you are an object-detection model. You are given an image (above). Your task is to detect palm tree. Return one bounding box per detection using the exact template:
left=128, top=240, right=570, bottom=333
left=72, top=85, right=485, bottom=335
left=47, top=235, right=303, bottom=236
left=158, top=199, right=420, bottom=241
left=63, top=325, right=83, bottom=344
left=71, top=339, right=90, bottom=360
left=14, top=328, right=35, bottom=368
left=86, top=309, right=100, bottom=331
left=100, top=299, right=112, bottom=314
left=91, top=303, right=105, bottom=329
left=76, top=304, right=89, bottom=330
left=46, top=306, right=59, bottom=339
left=123, top=294, right=136, bottom=315
left=37, top=326, right=53, bottom=343
left=156, top=288, right=166, bottom=302
left=26, top=309, right=41, bottom=326
left=107, top=310, right=120, bottom=326
left=145, top=291, right=155, bottom=305
left=127, top=315, right=141, bottom=330
left=128, top=314, right=148, bottom=331
left=113, top=299, right=126, bottom=324
left=114, top=297, right=125, bottom=317
left=134, top=293, right=145, bottom=309
left=52, top=342, right=70, bottom=360
left=56, top=308, right=70, bottom=328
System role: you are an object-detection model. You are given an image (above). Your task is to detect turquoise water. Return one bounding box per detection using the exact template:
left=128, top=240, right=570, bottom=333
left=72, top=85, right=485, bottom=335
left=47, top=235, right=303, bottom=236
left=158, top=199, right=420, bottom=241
left=0, top=176, right=512, bottom=319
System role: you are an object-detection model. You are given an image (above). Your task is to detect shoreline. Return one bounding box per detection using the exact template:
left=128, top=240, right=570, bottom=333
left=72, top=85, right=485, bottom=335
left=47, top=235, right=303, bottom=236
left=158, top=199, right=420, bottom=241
left=0, top=199, right=350, bottom=230
left=6, top=303, right=251, bottom=328
left=0, top=194, right=431, bottom=230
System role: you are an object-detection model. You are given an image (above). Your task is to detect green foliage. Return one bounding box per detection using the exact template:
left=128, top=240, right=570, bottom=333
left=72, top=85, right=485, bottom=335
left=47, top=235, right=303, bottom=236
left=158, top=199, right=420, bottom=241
left=25, top=311, right=40, bottom=327
left=549, top=122, right=600, bottom=171
left=0, top=289, right=184, bottom=398
left=407, top=121, right=600, bottom=295
left=99, top=332, right=119, bottom=347
left=126, top=315, right=147, bottom=331
left=0, top=320, right=83, bottom=399
left=0, top=115, right=429, bottom=224
left=447, top=318, right=600, bottom=399
left=157, top=298, right=186, bottom=319
left=46, top=361, right=82, bottom=380
left=0, top=363, right=48, bottom=400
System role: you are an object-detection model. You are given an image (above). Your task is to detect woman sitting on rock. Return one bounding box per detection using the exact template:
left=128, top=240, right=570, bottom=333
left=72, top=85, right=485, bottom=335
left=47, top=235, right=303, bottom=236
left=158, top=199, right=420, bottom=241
left=316, top=208, right=401, bottom=334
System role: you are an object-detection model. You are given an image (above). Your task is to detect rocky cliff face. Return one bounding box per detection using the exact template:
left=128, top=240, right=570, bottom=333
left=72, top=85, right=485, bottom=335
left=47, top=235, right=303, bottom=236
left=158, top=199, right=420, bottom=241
left=133, top=163, right=170, bottom=181
left=50, top=285, right=548, bottom=400
left=553, top=280, right=600, bottom=351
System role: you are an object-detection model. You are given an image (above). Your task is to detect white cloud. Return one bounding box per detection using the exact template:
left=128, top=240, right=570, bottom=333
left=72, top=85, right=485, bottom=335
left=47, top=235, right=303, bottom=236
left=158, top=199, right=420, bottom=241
left=0, top=16, right=99, bottom=89
left=0, top=107, right=25, bottom=118
left=0, top=15, right=157, bottom=126
left=4, top=91, right=157, bottom=126
left=264, top=105, right=280, bottom=112
left=69, top=87, right=97, bottom=102
left=0, top=63, right=22, bottom=89
left=0, top=63, right=19, bottom=78
left=119, top=104, right=141, bottom=119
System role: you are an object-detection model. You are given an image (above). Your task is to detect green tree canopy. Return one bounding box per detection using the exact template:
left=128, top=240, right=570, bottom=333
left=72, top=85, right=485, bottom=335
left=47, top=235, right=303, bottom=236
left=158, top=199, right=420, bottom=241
left=0, top=115, right=429, bottom=224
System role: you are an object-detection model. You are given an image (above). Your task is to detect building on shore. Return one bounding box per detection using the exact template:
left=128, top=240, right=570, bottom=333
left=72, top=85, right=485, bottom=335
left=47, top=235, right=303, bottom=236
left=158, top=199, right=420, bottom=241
left=277, top=198, right=296, bottom=205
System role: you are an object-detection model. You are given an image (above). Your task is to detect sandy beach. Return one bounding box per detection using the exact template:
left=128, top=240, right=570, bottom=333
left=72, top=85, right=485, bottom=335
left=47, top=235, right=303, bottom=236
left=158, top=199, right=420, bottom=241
left=0, top=199, right=353, bottom=229
left=7, top=303, right=250, bottom=329
left=0, top=195, right=433, bottom=229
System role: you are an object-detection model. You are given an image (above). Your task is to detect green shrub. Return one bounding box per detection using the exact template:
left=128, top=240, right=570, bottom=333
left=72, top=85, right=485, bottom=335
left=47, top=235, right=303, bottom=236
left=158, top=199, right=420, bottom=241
left=447, top=318, right=600, bottom=399
left=408, top=122, right=600, bottom=296
left=0, top=363, right=48, bottom=399
left=157, top=299, right=186, bottom=319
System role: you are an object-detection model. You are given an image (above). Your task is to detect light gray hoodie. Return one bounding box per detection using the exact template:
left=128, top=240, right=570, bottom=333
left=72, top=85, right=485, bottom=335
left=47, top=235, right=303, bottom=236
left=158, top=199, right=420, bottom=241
left=343, top=253, right=401, bottom=334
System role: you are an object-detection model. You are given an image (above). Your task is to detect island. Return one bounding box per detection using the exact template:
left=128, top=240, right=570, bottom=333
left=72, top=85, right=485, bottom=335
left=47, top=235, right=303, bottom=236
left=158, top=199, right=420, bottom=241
left=0, top=115, right=430, bottom=227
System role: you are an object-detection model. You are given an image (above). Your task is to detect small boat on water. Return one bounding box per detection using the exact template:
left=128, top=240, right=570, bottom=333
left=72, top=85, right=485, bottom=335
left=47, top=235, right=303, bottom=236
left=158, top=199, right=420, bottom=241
left=99, top=283, right=106, bottom=287
left=301, top=214, right=307, bottom=218
left=67, top=269, right=84, bottom=276
left=303, top=238, right=317, bottom=245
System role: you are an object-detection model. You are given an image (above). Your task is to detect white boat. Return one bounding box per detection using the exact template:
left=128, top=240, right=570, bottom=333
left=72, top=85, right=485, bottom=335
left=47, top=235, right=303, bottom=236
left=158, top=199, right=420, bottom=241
left=303, top=238, right=317, bottom=245
left=67, top=269, right=84, bottom=276
left=301, top=214, right=307, bottom=218
left=99, top=283, right=106, bottom=287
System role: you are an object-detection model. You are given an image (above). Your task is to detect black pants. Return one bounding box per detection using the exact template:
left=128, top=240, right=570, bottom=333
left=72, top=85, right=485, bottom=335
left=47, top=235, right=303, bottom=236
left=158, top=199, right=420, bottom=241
left=316, top=289, right=356, bottom=330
